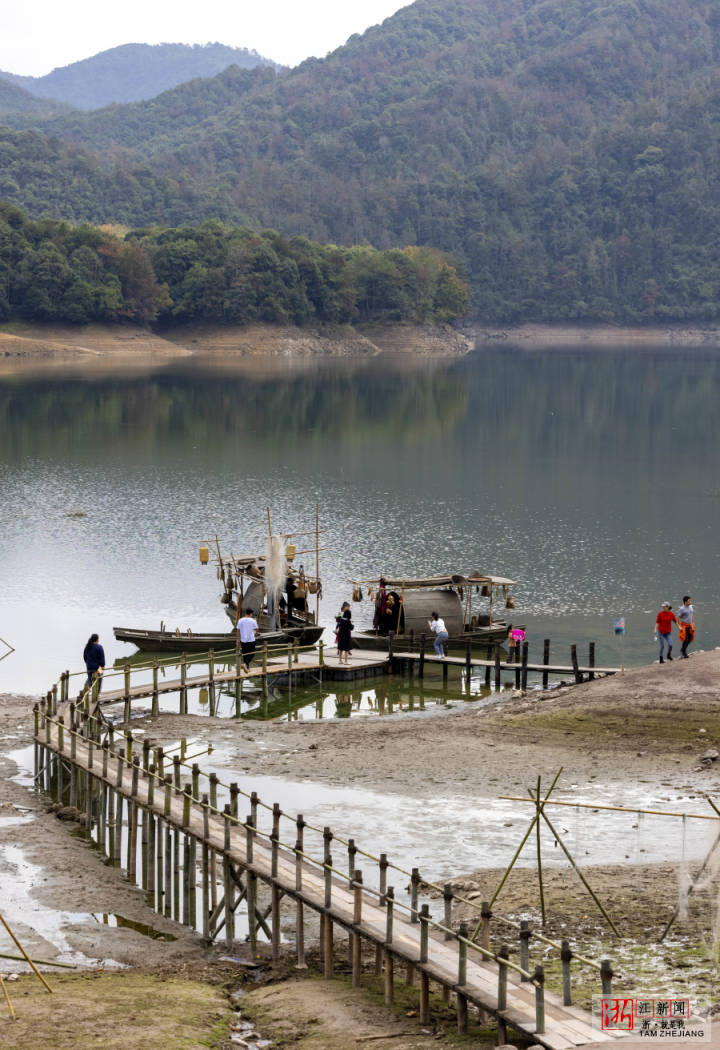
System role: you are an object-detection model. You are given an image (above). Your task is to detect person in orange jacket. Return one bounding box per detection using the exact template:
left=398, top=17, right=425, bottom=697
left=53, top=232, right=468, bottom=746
left=654, top=602, right=677, bottom=663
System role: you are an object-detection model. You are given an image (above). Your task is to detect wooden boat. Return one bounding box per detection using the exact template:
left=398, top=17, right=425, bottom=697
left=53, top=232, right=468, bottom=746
left=349, top=572, right=519, bottom=652
left=113, top=625, right=318, bottom=654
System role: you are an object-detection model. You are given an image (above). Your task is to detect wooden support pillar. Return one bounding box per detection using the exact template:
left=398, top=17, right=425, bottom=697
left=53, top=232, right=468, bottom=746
left=588, top=642, right=596, bottom=681
left=164, top=821, right=172, bottom=918
left=571, top=643, right=582, bottom=683
left=494, top=645, right=501, bottom=691
left=418, top=635, right=426, bottom=678
left=542, top=638, right=550, bottom=690
left=521, top=641, right=529, bottom=692
left=457, top=921, right=468, bottom=1034
left=465, top=641, right=472, bottom=687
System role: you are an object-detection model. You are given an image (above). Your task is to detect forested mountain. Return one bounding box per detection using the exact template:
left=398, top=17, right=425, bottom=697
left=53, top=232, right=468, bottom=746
left=3, top=0, right=720, bottom=322
left=0, top=79, right=72, bottom=119
left=0, top=43, right=278, bottom=110
left=0, top=203, right=468, bottom=326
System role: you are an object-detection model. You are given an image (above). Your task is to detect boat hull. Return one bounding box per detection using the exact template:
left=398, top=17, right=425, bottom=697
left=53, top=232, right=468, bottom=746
left=351, top=623, right=511, bottom=652
left=115, top=624, right=324, bottom=653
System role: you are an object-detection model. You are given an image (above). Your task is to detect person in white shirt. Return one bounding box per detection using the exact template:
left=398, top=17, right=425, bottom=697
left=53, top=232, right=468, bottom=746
left=677, top=595, right=694, bottom=659
left=236, top=608, right=259, bottom=673
left=429, top=611, right=448, bottom=656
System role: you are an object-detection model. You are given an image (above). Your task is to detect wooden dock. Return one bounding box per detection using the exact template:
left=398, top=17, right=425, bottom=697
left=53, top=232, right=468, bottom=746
left=32, top=686, right=626, bottom=1049
left=61, top=636, right=619, bottom=725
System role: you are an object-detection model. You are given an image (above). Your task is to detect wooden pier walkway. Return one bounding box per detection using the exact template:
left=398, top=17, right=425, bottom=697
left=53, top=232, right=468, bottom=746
left=33, top=688, right=626, bottom=1049
left=77, top=637, right=619, bottom=722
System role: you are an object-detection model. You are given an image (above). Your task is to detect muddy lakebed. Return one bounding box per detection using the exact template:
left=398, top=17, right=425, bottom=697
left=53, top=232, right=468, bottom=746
left=2, top=650, right=719, bottom=1018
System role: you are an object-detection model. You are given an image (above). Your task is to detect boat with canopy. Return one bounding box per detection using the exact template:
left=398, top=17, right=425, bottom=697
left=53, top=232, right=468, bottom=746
left=348, top=571, right=518, bottom=651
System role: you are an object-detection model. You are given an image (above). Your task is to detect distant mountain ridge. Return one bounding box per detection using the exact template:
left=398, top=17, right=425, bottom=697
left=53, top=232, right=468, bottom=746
left=0, top=42, right=280, bottom=110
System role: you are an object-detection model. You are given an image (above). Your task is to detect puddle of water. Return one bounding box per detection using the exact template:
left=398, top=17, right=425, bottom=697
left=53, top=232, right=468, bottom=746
left=0, top=841, right=124, bottom=970
left=0, top=813, right=33, bottom=828
left=90, top=913, right=177, bottom=941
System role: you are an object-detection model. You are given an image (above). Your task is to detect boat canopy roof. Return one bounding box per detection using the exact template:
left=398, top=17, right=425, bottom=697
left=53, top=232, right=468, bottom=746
left=356, top=572, right=515, bottom=589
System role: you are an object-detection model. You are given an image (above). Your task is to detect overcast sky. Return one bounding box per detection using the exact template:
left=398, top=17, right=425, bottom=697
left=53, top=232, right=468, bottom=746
left=0, top=0, right=410, bottom=76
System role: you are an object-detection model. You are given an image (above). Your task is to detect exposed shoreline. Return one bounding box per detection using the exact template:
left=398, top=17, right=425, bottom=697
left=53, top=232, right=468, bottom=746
left=0, top=320, right=472, bottom=373
left=470, top=320, right=720, bottom=349
left=4, top=318, right=720, bottom=375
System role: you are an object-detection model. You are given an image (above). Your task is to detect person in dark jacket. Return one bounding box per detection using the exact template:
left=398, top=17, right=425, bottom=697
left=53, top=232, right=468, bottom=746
left=336, top=609, right=354, bottom=664
left=83, top=633, right=105, bottom=694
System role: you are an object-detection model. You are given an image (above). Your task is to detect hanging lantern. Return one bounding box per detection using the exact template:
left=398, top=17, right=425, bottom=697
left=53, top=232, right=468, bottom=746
left=481, top=584, right=490, bottom=597
left=285, top=542, right=297, bottom=561
left=199, top=546, right=209, bottom=565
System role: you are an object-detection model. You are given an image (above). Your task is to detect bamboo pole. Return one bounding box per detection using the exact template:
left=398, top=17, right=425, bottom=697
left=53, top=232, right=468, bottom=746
left=0, top=914, right=52, bottom=993
left=536, top=777, right=546, bottom=925
left=0, top=974, right=15, bottom=1021
left=498, top=796, right=720, bottom=821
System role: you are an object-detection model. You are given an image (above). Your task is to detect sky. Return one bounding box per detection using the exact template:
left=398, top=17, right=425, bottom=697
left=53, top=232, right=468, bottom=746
left=0, top=0, right=410, bottom=75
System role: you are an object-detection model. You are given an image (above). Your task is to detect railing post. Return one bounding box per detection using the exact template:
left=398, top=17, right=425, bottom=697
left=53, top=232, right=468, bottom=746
left=601, top=958, right=613, bottom=996
left=561, top=939, right=573, bottom=1005
left=352, top=869, right=363, bottom=987
left=209, top=772, right=218, bottom=811
left=497, top=944, right=509, bottom=1010
left=542, top=638, right=550, bottom=689
left=247, top=813, right=258, bottom=954
left=521, top=640, right=529, bottom=691
left=183, top=784, right=192, bottom=827
left=384, top=886, right=395, bottom=1005
left=419, top=634, right=425, bottom=677
left=271, top=804, right=281, bottom=878
left=318, top=640, right=324, bottom=667
left=588, top=641, right=596, bottom=681
left=480, top=900, right=492, bottom=950
left=323, top=850, right=334, bottom=977
left=497, top=944, right=509, bottom=1044
left=347, top=837, right=357, bottom=881
left=519, top=919, right=531, bottom=979
left=192, top=763, right=200, bottom=800
left=385, top=885, right=394, bottom=945
left=535, top=964, right=545, bottom=1034
left=457, top=921, right=468, bottom=1035
left=494, top=644, right=501, bottom=691
left=410, top=867, right=420, bottom=923
left=443, top=883, right=453, bottom=940
left=419, top=903, right=429, bottom=963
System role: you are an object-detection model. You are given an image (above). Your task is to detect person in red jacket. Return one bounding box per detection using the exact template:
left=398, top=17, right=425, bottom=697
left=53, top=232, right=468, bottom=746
left=654, top=602, right=677, bottom=663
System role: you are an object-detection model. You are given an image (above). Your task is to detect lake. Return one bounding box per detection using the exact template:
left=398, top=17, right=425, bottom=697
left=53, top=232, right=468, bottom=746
left=1, top=344, right=718, bottom=695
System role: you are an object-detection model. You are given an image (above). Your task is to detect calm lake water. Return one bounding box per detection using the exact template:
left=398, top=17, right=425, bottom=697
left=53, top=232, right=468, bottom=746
left=2, top=345, right=719, bottom=695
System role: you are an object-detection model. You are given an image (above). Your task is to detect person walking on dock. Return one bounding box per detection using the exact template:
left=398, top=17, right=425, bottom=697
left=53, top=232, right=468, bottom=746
left=83, top=633, right=105, bottom=694
left=237, top=608, right=259, bottom=673
left=654, top=602, right=677, bottom=663
left=677, top=595, right=695, bottom=659
left=337, top=608, right=354, bottom=664
left=429, top=611, right=448, bottom=657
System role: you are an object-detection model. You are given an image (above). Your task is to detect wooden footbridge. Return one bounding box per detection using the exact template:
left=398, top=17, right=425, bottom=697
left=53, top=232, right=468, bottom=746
left=31, top=659, right=627, bottom=1049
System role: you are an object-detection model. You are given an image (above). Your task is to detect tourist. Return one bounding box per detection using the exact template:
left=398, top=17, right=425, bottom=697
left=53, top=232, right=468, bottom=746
left=337, top=608, right=354, bottom=664
left=677, top=595, right=695, bottom=659
left=374, top=578, right=388, bottom=631
left=429, top=611, right=449, bottom=657
left=335, top=602, right=351, bottom=649
left=507, top=626, right=526, bottom=661
left=237, top=607, right=259, bottom=673
left=654, top=602, right=677, bottom=663
left=83, top=633, right=105, bottom=694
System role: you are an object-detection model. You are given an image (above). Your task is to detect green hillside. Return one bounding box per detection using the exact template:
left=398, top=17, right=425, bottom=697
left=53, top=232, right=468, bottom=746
left=3, top=0, right=720, bottom=321
left=0, top=43, right=279, bottom=110
left=0, top=203, right=468, bottom=326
